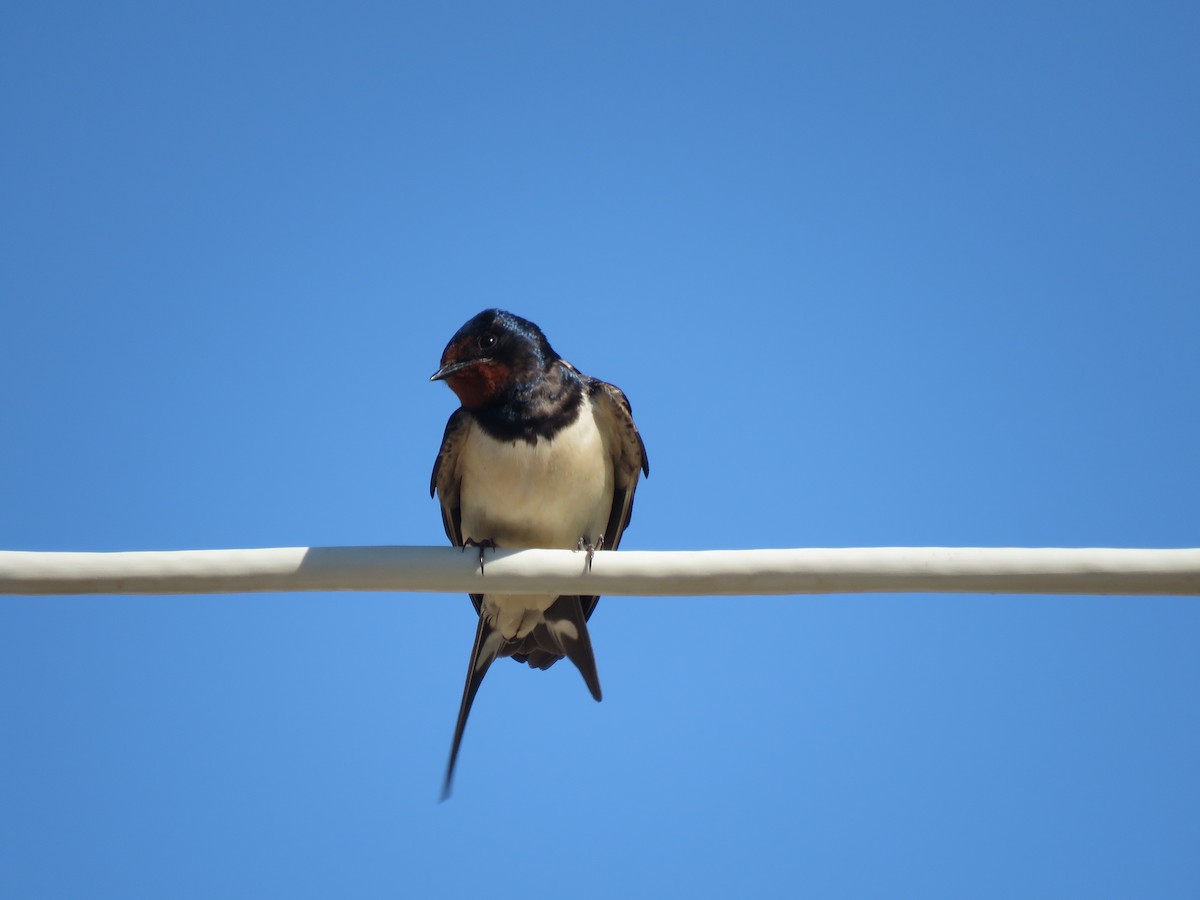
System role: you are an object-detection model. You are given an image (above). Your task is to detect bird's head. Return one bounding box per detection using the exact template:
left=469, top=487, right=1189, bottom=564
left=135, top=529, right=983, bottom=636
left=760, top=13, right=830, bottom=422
left=430, top=309, right=558, bottom=409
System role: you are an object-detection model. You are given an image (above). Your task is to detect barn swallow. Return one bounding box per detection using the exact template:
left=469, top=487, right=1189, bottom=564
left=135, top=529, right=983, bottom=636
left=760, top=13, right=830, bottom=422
left=430, top=309, right=649, bottom=799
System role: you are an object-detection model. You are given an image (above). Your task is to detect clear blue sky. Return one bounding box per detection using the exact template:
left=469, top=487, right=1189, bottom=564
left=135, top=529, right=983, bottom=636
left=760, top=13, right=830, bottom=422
left=2, top=2, right=1198, bottom=897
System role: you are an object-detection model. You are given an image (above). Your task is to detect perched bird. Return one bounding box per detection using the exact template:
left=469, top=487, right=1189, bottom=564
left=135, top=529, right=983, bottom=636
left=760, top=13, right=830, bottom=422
left=430, top=309, right=649, bottom=798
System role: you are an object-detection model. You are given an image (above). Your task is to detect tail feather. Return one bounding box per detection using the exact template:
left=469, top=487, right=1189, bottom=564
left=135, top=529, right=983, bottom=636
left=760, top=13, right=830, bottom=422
left=442, top=596, right=603, bottom=799
left=509, top=596, right=601, bottom=700
left=442, top=613, right=504, bottom=801
left=542, top=595, right=602, bottom=702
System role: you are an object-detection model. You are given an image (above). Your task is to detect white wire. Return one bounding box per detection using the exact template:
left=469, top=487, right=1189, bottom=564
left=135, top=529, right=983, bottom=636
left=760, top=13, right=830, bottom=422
left=2, top=546, right=1198, bottom=596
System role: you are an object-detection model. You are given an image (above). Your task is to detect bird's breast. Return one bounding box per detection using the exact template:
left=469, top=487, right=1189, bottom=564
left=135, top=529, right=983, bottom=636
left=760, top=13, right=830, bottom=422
left=458, top=400, right=614, bottom=550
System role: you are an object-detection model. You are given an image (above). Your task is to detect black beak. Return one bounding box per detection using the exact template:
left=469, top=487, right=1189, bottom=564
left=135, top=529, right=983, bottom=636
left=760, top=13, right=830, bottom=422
left=430, top=358, right=485, bottom=382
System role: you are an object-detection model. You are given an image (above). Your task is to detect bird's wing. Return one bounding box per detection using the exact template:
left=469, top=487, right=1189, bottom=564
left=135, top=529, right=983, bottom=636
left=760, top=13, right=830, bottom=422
left=430, top=407, right=470, bottom=547
left=430, top=408, right=486, bottom=615
left=581, top=376, right=650, bottom=619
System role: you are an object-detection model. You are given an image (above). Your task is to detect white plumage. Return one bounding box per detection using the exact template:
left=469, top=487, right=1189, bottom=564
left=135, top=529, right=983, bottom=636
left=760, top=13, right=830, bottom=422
left=456, top=397, right=614, bottom=640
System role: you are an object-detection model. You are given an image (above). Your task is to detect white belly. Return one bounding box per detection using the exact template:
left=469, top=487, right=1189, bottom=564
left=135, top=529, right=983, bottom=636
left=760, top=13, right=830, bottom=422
left=458, top=401, right=614, bottom=551
left=457, top=400, right=614, bottom=640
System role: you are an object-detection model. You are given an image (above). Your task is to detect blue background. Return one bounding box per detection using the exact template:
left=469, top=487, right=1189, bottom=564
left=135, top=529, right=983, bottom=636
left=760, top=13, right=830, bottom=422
left=2, top=2, right=1198, bottom=897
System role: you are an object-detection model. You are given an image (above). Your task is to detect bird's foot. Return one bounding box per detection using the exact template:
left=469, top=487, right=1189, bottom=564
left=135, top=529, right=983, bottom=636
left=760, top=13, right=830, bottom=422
left=463, top=538, right=498, bottom=574
left=576, top=535, right=605, bottom=572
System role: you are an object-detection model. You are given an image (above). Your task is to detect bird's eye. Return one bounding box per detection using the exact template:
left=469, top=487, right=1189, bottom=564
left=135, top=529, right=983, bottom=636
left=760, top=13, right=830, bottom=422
left=478, top=334, right=498, bottom=351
